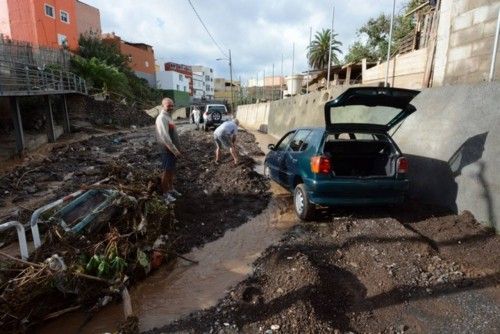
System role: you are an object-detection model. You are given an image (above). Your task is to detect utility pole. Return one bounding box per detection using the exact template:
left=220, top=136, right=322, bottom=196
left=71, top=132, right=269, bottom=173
left=385, top=0, right=396, bottom=87
left=263, top=68, right=266, bottom=100
left=307, top=26, right=312, bottom=94
left=229, top=49, right=234, bottom=111
left=272, top=63, right=275, bottom=101
left=291, top=42, right=295, bottom=95
left=327, top=5, right=335, bottom=89
left=256, top=72, right=259, bottom=101
left=281, top=54, right=284, bottom=99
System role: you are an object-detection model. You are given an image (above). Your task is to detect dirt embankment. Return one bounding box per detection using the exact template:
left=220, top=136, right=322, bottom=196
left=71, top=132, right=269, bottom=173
left=67, top=95, right=155, bottom=129
left=153, top=204, right=500, bottom=334
left=174, top=128, right=270, bottom=253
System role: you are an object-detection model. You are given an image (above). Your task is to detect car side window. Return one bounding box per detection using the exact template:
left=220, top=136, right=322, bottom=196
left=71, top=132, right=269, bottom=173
left=289, top=130, right=311, bottom=152
left=276, top=131, right=295, bottom=151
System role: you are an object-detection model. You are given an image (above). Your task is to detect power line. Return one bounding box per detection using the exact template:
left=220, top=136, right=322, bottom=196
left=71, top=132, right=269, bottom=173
left=187, top=0, right=227, bottom=58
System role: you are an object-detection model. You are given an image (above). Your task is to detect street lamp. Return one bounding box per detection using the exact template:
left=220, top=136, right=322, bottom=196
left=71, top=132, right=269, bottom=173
left=216, top=49, right=234, bottom=112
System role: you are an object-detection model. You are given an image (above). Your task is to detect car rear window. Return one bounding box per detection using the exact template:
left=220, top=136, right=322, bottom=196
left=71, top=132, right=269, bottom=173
left=325, top=132, right=387, bottom=141
left=207, top=106, right=227, bottom=114
left=329, top=105, right=401, bottom=125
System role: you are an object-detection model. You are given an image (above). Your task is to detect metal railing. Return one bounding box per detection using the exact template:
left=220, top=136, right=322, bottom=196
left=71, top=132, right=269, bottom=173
left=0, top=61, right=87, bottom=96
left=0, top=36, right=71, bottom=69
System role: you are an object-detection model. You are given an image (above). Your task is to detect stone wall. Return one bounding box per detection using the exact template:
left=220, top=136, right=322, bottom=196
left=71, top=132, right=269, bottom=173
left=434, top=0, right=500, bottom=85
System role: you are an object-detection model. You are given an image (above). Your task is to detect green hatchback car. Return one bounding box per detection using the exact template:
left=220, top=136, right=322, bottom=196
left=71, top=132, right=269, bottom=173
left=264, top=87, right=420, bottom=220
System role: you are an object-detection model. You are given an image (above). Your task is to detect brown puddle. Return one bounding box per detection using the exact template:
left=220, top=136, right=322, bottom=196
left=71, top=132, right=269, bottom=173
left=40, top=183, right=296, bottom=333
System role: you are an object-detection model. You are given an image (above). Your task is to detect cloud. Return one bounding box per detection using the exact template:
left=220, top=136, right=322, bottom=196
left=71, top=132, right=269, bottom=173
left=83, top=0, right=396, bottom=83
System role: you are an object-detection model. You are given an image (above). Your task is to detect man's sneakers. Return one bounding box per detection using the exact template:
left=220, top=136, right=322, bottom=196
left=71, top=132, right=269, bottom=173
left=170, top=189, right=182, bottom=198
left=163, top=189, right=182, bottom=205
left=163, top=192, right=176, bottom=205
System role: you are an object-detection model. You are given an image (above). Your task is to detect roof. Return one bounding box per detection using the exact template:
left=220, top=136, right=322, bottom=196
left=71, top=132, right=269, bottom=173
left=124, top=41, right=152, bottom=48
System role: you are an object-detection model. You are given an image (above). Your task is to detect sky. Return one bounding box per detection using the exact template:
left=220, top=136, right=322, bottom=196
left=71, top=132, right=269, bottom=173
left=83, top=0, right=407, bottom=84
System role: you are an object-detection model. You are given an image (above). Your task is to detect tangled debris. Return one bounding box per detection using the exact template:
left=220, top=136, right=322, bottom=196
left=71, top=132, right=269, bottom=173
left=0, top=124, right=271, bottom=332
left=0, top=176, right=177, bottom=331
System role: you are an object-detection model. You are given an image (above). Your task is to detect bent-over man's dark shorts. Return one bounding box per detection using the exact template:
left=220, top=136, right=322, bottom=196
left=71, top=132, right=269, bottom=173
left=214, top=133, right=232, bottom=150
left=160, top=147, right=176, bottom=171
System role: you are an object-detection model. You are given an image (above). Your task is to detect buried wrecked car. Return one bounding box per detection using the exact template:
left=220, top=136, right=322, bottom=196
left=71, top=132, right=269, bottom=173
left=264, top=87, right=419, bottom=220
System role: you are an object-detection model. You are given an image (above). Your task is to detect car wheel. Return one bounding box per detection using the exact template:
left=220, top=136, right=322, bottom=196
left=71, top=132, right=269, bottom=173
left=294, top=183, right=315, bottom=221
left=211, top=111, right=222, bottom=122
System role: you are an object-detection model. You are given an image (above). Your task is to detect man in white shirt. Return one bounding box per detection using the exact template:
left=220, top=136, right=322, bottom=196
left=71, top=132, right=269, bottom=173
left=191, top=106, right=201, bottom=130
left=213, top=119, right=239, bottom=165
left=156, top=98, right=182, bottom=204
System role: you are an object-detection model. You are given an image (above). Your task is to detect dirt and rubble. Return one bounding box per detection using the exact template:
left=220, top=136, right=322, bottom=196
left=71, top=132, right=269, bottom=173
left=151, top=201, right=500, bottom=333
left=2, top=120, right=499, bottom=333
left=67, top=95, right=155, bottom=130
left=0, top=123, right=270, bottom=332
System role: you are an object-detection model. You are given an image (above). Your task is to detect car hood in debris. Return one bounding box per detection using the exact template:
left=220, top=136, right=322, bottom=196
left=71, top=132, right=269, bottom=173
left=324, top=87, right=420, bottom=132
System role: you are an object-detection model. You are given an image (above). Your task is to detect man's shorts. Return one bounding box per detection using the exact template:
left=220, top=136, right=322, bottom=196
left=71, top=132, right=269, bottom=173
left=214, top=133, right=231, bottom=150
left=160, top=147, right=176, bottom=171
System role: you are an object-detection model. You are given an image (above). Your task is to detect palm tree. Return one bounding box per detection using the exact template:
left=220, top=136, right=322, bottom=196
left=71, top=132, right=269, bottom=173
left=308, top=29, right=343, bottom=70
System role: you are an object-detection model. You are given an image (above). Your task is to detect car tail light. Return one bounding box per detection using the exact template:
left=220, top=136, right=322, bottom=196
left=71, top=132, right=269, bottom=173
left=311, top=156, right=331, bottom=174
left=397, top=157, right=409, bottom=174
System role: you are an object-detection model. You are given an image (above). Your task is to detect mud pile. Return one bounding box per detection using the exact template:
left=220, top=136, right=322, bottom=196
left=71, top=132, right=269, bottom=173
left=173, top=129, right=270, bottom=253
left=154, top=205, right=500, bottom=333
left=69, top=96, right=155, bottom=129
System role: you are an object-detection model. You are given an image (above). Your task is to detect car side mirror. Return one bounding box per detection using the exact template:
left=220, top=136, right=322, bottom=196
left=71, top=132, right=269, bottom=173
left=268, top=144, right=275, bottom=150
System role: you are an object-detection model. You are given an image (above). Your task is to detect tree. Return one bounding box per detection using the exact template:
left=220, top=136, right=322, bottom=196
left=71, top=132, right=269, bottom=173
left=72, top=32, right=163, bottom=106
left=344, top=41, right=376, bottom=64
left=308, top=29, right=343, bottom=70
left=78, top=32, right=129, bottom=71
left=344, top=0, right=423, bottom=63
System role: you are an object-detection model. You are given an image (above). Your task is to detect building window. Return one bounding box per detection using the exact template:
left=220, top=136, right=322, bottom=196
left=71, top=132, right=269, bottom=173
left=145, top=61, right=149, bottom=67
left=184, top=86, right=186, bottom=92
left=179, top=74, right=183, bottom=81
left=177, top=84, right=179, bottom=90
left=60, top=10, right=69, bottom=23
left=44, top=4, right=55, bottom=18
left=57, top=34, right=67, bottom=47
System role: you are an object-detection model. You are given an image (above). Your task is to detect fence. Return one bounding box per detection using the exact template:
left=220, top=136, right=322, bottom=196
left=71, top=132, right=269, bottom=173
left=0, top=36, right=71, bottom=69
left=0, top=61, right=87, bottom=96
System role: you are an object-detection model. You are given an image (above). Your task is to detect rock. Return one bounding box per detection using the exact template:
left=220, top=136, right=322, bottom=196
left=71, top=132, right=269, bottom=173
left=264, top=330, right=273, bottom=334
left=270, top=324, right=280, bottom=330
left=26, top=186, right=37, bottom=194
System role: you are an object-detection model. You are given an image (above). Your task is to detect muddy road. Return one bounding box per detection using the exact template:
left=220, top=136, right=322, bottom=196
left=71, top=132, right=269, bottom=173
left=1, top=122, right=499, bottom=333
left=152, top=202, right=500, bottom=333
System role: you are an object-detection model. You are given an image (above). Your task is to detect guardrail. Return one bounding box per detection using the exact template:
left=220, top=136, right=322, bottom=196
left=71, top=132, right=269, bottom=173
left=0, top=61, right=87, bottom=96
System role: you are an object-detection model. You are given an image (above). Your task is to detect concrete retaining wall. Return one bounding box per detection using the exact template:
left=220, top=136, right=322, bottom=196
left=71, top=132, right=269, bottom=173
left=363, top=48, right=428, bottom=89
left=393, top=82, right=499, bottom=229
left=237, top=86, right=349, bottom=138
left=237, top=82, right=500, bottom=229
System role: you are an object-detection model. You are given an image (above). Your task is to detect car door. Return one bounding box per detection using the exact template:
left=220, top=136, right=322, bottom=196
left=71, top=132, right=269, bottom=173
left=282, top=129, right=312, bottom=186
left=266, top=131, right=295, bottom=184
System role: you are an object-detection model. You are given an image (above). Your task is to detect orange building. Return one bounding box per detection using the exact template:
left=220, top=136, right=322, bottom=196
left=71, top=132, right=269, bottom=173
left=0, top=0, right=80, bottom=49
left=102, top=33, right=157, bottom=88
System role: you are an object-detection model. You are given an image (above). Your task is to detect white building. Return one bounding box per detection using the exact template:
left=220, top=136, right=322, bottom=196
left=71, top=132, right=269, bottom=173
left=192, top=73, right=204, bottom=99
left=191, top=65, right=214, bottom=100
left=156, top=71, right=189, bottom=92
